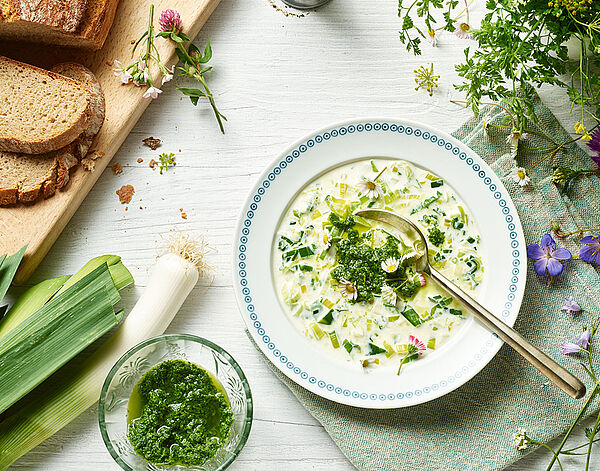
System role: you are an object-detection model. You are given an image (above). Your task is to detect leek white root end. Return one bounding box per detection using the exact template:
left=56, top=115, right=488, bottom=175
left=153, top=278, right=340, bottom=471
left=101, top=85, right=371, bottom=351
left=164, top=232, right=213, bottom=274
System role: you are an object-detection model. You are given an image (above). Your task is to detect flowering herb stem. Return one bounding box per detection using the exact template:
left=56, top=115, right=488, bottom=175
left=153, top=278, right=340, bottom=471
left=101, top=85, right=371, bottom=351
left=545, top=383, right=600, bottom=471
left=172, top=43, right=226, bottom=134
left=585, top=407, right=600, bottom=471
left=450, top=99, right=516, bottom=129
left=552, top=224, right=600, bottom=240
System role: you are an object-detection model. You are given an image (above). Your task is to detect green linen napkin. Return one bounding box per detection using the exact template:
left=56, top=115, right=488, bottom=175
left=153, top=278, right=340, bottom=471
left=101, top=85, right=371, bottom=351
left=256, top=92, right=600, bottom=471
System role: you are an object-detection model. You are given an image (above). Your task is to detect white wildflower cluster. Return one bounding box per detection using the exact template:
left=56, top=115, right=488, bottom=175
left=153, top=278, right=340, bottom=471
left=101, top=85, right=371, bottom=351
left=513, top=428, right=530, bottom=450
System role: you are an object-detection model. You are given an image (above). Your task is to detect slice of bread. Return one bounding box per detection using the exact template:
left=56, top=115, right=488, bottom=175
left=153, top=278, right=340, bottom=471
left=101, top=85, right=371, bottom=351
left=50, top=62, right=105, bottom=188
left=0, top=63, right=104, bottom=205
left=0, top=56, right=92, bottom=154
left=0, top=0, right=120, bottom=50
left=0, top=152, right=58, bottom=205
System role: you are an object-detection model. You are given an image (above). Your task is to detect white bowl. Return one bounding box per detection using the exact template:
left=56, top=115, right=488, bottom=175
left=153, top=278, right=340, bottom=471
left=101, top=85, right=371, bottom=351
left=233, top=118, right=526, bottom=408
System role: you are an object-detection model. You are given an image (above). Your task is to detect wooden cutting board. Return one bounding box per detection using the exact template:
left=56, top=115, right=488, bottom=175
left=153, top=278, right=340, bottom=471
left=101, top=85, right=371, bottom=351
left=0, top=0, right=221, bottom=284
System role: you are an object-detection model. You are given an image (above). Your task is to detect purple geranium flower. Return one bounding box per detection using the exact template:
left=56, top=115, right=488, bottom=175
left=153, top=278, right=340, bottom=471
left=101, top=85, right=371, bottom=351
left=526, top=234, right=572, bottom=277
left=579, top=235, right=600, bottom=265
left=561, top=330, right=591, bottom=355
left=588, top=128, right=600, bottom=168
left=561, top=296, right=582, bottom=315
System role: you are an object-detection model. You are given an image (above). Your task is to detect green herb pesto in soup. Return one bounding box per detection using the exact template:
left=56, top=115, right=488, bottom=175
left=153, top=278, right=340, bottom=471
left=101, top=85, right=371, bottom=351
left=272, top=158, right=484, bottom=373
left=127, top=359, right=234, bottom=467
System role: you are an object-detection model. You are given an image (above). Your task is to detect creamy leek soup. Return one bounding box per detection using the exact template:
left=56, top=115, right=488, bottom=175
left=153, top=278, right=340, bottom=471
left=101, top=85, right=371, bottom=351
left=272, top=158, right=483, bottom=373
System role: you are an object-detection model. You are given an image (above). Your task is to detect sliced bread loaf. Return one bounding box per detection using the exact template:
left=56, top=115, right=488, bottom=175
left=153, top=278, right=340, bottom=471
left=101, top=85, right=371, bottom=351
left=0, top=0, right=120, bottom=50
left=0, top=62, right=104, bottom=205
left=0, top=56, right=92, bottom=154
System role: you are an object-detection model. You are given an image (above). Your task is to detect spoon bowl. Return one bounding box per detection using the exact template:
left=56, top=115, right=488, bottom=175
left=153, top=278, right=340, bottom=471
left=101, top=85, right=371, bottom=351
left=354, top=208, right=586, bottom=400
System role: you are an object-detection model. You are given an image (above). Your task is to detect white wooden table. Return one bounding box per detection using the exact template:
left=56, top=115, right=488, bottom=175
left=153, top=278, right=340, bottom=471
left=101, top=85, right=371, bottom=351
left=9, top=0, right=600, bottom=469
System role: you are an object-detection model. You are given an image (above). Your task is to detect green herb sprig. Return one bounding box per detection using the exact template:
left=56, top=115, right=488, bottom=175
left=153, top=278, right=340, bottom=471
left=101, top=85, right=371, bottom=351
left=157, top=152, right=176, bottom=174
left=113, top=5, right=226, bottom=133
left=398, top=0, right=600, bottom=136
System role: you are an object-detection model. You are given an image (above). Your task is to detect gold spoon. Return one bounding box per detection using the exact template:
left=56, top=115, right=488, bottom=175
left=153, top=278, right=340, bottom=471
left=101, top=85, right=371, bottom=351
left=355, top=208, right=586, bottom=399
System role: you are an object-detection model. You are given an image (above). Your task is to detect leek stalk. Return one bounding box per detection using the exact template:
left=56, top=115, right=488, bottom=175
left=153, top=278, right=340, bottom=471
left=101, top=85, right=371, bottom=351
left=0, top=255, right=132, bottom=339
left=0, top=265, right=124, bottom=414
left=0, top=276, right=69, bottom=338
left=0, top=233, right=210, bottom=469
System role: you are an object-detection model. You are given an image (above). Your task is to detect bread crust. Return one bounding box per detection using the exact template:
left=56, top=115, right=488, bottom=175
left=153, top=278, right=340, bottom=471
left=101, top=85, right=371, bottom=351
left=0, top=56, right=93, bottom=154
left=0, top=0, right=121, bottom=50
left=8, top=0, right=88, bottom=33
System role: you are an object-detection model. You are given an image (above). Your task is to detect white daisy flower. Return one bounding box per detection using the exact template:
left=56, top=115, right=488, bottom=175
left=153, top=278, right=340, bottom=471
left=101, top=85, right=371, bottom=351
left=338, top=280, right=358, bottom=301
left=381, top=284, right=397, bottom=306
left=427, top=28, right=438, bottom=47
left=511, top=167, right=531, bottom=187
left=357, top=177, right=383, bottom=200
left=454, top=21, right=472, bottom=39
left=401, top=251, right=420, bottom=265
left=414, top=272, right=427, bottom=287
left=506, top=131, right=527, bottom=159
left=381, top=257, right=400, bottom=273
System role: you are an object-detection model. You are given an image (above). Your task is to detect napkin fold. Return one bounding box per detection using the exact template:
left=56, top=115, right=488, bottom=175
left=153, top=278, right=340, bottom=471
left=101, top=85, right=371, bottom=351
left=259, top=92, right=600, bottom=471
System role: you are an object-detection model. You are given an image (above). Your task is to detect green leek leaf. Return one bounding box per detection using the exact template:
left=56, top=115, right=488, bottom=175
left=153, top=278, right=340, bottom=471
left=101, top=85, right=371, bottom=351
left=0, top=246, right=26, bottom=302
left=0, top=275, right=70, bottom=339
left=0, top=264, right=122, bottom=414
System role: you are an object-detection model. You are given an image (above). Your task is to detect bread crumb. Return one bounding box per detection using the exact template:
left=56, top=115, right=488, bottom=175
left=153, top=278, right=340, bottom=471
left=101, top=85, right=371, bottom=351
left=137, top=158, right=143, bottom=163
left=112, top=162, right=123, bottom=175
left=130, top=39, right=135, bottom=44
left=181, top=212, right=187, bottom=220
left=116, top=184, right=135, bottom=204
left=142, top=136, right=161, bottom=150
left=81, top=157, right=96, bottom=171
left=149, top=159, right=156, bottom=169
left=139, top=206, right=143, bottom=210
left=179, top=207, right=183, bottom=211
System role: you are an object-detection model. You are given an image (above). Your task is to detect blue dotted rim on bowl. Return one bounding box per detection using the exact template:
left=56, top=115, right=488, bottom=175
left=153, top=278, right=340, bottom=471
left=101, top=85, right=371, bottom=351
left=235, top=120, right=524, bottom=405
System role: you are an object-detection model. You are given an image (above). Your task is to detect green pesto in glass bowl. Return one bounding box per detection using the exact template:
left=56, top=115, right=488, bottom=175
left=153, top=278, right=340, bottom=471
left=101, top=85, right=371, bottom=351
left=99, top=334, right=253, bottom=471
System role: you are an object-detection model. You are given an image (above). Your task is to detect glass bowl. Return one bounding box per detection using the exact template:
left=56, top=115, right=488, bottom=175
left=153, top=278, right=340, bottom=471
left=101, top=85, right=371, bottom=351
left=98, top=334, right=253, bottom=471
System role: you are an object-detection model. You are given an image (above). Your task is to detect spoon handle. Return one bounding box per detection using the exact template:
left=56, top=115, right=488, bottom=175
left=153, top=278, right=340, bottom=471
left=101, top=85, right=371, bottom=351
left=429, top=267, right=586, bottom=399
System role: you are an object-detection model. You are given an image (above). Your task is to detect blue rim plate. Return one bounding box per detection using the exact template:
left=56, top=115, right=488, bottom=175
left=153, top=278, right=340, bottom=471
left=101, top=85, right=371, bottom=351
left=233, top=118, right=526, bottom=408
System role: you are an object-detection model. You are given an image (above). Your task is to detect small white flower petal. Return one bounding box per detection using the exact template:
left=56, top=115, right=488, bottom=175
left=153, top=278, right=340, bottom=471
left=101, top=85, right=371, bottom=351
left=120, top=71, right=132, bottom=84
left=381, top=285, right=397, bottom=306
left=112, top=59, right=124, bottom=76
left=143, top=86, right=163, bottom=99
